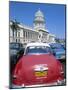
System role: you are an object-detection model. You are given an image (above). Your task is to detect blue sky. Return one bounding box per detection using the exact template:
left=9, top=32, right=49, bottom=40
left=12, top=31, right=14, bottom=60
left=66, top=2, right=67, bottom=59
left=9, top=1, right=66, bottom=39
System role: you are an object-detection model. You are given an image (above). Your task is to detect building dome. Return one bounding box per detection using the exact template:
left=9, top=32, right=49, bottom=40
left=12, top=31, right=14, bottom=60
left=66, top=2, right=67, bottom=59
left=35, top=9, right=44, bottom=17
left=34, top=9, right=46, bottom=31
left=34, top=9, right=45, bottom=23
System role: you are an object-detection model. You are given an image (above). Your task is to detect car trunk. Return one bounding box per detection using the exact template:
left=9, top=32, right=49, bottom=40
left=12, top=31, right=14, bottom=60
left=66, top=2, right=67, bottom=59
left=20, top=54, right=60, bottom=85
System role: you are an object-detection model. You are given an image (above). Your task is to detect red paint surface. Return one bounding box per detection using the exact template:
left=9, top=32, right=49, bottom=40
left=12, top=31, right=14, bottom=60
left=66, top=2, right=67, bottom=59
left=12, top=54, right=64, bottom=86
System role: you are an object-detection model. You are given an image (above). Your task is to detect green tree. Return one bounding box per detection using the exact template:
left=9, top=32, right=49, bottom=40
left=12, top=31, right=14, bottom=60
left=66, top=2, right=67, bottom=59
left=55, top=38, right=60, bottom=43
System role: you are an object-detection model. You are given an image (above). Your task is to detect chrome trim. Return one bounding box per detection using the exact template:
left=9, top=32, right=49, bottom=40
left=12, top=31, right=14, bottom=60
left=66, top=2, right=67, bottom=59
left=25, top=83, right=58, bottom=87
left=11, top=84, right=25, bottom=88
left=12, top=82, right=57, bottom=88
left=12, top=79, right=65, bottom=88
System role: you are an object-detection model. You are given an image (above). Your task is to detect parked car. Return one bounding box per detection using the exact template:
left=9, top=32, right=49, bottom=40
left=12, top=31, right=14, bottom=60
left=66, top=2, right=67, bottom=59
left=11, top=42, right=64, bottom=88
left=49, top=43, right=65, bottom=62
left=10, top=42, right=24, bottom=73
left=61, top=44, right=66, bottom=50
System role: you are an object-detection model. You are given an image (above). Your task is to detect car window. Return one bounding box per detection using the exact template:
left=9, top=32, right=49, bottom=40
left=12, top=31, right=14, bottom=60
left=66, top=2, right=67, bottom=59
left=50, top=44, right=64, bottom=49
left=25, top=46, right=51, bottom=55
left=10, top=43, right=23, bottom=49
left=10, top=43, right=19, bottom=49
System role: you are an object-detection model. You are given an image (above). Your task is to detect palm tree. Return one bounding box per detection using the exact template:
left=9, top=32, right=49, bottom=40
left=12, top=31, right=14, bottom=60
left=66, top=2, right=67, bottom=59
left=10, top=20, right=20, bottom=42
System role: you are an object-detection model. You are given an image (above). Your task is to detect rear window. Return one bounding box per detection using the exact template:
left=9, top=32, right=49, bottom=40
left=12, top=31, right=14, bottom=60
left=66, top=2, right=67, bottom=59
left=25, top=46, right=51, bottom=55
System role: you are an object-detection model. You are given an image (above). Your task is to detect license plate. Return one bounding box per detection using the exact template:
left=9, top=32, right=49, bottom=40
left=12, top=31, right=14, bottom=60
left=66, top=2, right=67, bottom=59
left=35, top=71, right=48, bottom=77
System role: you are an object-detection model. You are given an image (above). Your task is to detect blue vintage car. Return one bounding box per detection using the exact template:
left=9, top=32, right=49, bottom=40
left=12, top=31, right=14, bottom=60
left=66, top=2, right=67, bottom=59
left=49, top=43, right=65, bottom=62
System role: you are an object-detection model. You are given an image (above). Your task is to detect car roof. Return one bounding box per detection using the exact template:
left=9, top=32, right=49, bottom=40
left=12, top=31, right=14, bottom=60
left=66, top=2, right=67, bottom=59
left=26, top=42, right=50, bottom=48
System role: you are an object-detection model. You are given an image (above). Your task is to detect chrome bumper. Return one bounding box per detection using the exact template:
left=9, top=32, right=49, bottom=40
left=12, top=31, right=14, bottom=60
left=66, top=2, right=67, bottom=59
left=11, top=80, right=65, bottom=89
left=12, top=83, right=57, bottom=88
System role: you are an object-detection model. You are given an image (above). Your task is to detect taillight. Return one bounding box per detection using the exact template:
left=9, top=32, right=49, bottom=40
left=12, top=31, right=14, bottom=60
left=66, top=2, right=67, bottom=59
left=60, top=65, right=64, bottom=76
left=12, top=75, right=17, bottom=79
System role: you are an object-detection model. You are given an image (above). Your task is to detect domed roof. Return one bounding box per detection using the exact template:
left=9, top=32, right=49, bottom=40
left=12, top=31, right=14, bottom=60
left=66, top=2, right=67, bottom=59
left=35, top=9, right=44, bottom=17
left=34, top=17, right=45, bottom=22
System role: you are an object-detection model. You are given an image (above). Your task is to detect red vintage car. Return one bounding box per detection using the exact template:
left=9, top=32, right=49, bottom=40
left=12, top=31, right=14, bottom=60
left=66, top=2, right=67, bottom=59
left=12, top=43, right=64, bottom=88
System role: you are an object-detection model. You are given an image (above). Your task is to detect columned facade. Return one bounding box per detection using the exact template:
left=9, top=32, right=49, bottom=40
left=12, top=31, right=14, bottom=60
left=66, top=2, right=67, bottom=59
left=9, top=9, right=55, bottom=45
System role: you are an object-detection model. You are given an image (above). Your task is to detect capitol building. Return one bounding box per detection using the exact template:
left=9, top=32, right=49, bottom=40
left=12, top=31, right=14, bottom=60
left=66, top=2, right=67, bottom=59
left=10, top=9, right=55, bottom=45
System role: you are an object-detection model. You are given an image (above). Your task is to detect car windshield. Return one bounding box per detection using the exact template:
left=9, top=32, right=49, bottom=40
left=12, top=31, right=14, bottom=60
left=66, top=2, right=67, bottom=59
left=50, top=44, right=64, bottom=49
left=25, top=46, right=51, bottom=55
